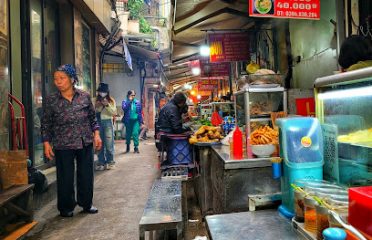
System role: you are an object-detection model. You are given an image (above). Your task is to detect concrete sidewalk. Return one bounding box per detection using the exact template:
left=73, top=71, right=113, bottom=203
left=27, top=140, right=159, bottom=240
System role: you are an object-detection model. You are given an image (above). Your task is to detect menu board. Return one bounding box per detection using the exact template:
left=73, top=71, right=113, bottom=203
left=209, top=33, right=250, bottom=63
left=198, top=79, right=219, bottom=91
left=249, top=0, right=320, bottom=20
left=200, top=58, right=230, bottom=77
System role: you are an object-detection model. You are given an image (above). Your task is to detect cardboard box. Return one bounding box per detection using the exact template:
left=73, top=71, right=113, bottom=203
left=0, top=150, right=28, bottom=191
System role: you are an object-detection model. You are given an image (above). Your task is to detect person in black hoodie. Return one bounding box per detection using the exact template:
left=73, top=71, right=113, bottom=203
left=157, top=92, right=191, bottom=134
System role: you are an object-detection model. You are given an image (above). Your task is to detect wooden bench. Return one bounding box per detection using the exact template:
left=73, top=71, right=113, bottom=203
left=139, top=179, right=183, bottom=240
left=0, top=184, right=34, bottom=223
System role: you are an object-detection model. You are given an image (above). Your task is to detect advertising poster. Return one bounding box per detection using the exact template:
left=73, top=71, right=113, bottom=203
left=249, top=0, right=320, bottom=20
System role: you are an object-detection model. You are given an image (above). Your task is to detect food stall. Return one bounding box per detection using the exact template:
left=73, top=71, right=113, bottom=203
left=191, top=84, right=287, bottom=215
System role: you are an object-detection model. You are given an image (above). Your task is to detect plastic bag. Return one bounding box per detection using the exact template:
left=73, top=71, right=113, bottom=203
left=221, top=130, right=233, bottom=145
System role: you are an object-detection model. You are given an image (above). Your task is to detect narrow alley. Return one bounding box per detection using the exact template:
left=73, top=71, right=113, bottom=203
left=27, top=140, right=160, bottom=240
left=25, top=139, right=209, bottom=240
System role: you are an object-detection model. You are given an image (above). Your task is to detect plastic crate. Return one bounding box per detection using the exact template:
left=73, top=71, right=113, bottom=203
left=166, top=137, right=192, bottom=166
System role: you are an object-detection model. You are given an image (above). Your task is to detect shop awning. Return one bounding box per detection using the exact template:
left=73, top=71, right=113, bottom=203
left=127, top=44, right=160, bottom=61
left=99, top=34, right=133, bottom=71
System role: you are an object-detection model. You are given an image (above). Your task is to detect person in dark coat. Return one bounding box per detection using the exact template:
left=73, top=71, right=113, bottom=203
left=157, top=92, right=191, bottom=134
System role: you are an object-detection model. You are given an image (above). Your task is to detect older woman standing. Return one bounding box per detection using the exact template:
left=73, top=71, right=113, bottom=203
left=41, top=64, right=102, bottom=217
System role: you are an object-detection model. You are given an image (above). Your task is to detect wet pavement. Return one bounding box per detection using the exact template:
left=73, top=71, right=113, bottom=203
left=26, top=138, right=209, bottom=240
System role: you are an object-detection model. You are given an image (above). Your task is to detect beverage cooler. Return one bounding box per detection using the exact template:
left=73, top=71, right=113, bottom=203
left=315, top=67, right=372, bottom=187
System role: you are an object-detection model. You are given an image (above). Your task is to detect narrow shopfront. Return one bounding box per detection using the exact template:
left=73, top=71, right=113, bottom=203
left=0, top=0, right=9, bottom=150
left=18, top=0, right=99, bottom=168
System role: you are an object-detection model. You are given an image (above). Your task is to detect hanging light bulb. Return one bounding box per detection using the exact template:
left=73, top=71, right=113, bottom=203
left=191, top=67, right=201, bottom=76
left=200, top=45, right=210, bottom=57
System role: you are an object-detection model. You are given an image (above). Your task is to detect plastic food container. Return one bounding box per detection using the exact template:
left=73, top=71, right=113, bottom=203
left=316, top=204, right=330, bottom=240
left=304, top=196, right=318, bottom=233
left=326, top=199, right=348, bottom=228
left=294, top=189, right=306, bottom=222
left=348, top=186, right=372, bottom=238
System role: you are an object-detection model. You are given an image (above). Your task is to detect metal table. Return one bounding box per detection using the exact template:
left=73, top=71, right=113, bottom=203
left=206, top=210, right=304, bottom=240
left=193, top=143, right=214, bottom=216
left=210, top=145, right=280, bottom=213
left=139, top=179, right=183, bottom=240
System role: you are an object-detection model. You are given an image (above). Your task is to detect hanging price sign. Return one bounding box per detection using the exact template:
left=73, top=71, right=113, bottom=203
left=249, top=0, right=320, bottom=20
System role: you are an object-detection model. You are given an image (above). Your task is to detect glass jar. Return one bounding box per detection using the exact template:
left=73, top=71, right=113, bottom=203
left=304, top=196, right=318, bottom=233
left=315, top=204, right=329, bottom=240
left=294, top=189, right=305, bottom=222
left=326, top=199, right=348, bottom=228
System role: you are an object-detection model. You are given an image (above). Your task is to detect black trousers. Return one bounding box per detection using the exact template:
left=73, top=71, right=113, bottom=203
left=55, top=144, right=94, bottom=213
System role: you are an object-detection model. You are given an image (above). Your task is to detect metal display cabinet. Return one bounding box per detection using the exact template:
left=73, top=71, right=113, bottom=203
left=210, top=102, right=234, bottom=117
left=199, top=104, right=212, bottom=119
left=234, top=86, right=287, bottom=156
left=315, top=67, right=372, bottom=186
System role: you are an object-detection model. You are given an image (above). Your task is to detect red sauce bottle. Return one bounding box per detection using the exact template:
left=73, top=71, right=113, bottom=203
left=233, top=126, right=243, bottom=160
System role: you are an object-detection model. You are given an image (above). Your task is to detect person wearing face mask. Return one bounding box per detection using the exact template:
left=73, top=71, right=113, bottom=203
left=95, top=83, right=117, bottom=170
left=122, top=90, right=143, bottom=153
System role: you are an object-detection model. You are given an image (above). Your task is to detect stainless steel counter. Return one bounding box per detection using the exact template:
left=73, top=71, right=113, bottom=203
left=208, top=145, right=281, bottom=213
left=206, top=210, right=303, bottom=240
left=211, top=145, right=274, bottom=170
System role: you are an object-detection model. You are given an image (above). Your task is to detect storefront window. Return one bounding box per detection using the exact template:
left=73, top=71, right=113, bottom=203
left=44, top=0, right=59, bottom=96
left=28, top=0, right=60, bottom=167
left=30, top=0, right=43, bottom=166
left=82, top=22, right=92, bottom=92
left=0, top=0, right=9, bottom=150
left=74, top=12, right=93, bottom=94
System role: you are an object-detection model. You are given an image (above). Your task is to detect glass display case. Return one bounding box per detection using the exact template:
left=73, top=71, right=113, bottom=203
left=211, top=102, right=234, bottom=117
left=199, top=104, right=212, bottom=119
left=315, top=67, right=372, bottom=186
left=234, top=86, right=287, bottom=153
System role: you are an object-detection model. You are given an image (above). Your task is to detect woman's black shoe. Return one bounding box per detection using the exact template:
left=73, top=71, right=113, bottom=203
left=60, top=211, right=73, bottom=217
left=83, top=206, right=98, bottom=214
left=134, top=147, right=139, bottom=153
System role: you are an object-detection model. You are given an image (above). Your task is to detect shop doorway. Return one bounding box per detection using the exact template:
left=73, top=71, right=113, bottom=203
left=22, top=0, right=60, bottom=168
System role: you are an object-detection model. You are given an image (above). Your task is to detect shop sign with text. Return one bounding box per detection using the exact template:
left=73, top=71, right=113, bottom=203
left=209, top=33, right=250, bottom=63
left=249, top=0, right=320, bottom=20
left=198, top=79, right=219, bottom=91
left=200, top=59, right=230, bottom=77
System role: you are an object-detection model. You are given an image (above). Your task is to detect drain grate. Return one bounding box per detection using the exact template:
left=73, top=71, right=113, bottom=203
left=161, top=166, right=188, bottom=180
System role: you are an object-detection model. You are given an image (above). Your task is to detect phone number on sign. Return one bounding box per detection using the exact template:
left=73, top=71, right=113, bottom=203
left=276, top=11, right=318, bottom=18
left=276, top=2, right=318, bottom=10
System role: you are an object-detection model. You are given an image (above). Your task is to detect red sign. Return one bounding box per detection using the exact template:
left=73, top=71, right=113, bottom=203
left=296, top=98, right=315, bottom=116
left=198, top=79, right=219, bottom=91
left=200, top=59, right=230, bottom=77
left=249, top=0, right=320, bottom=20
left=209, top=33, right=250, bottom=63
